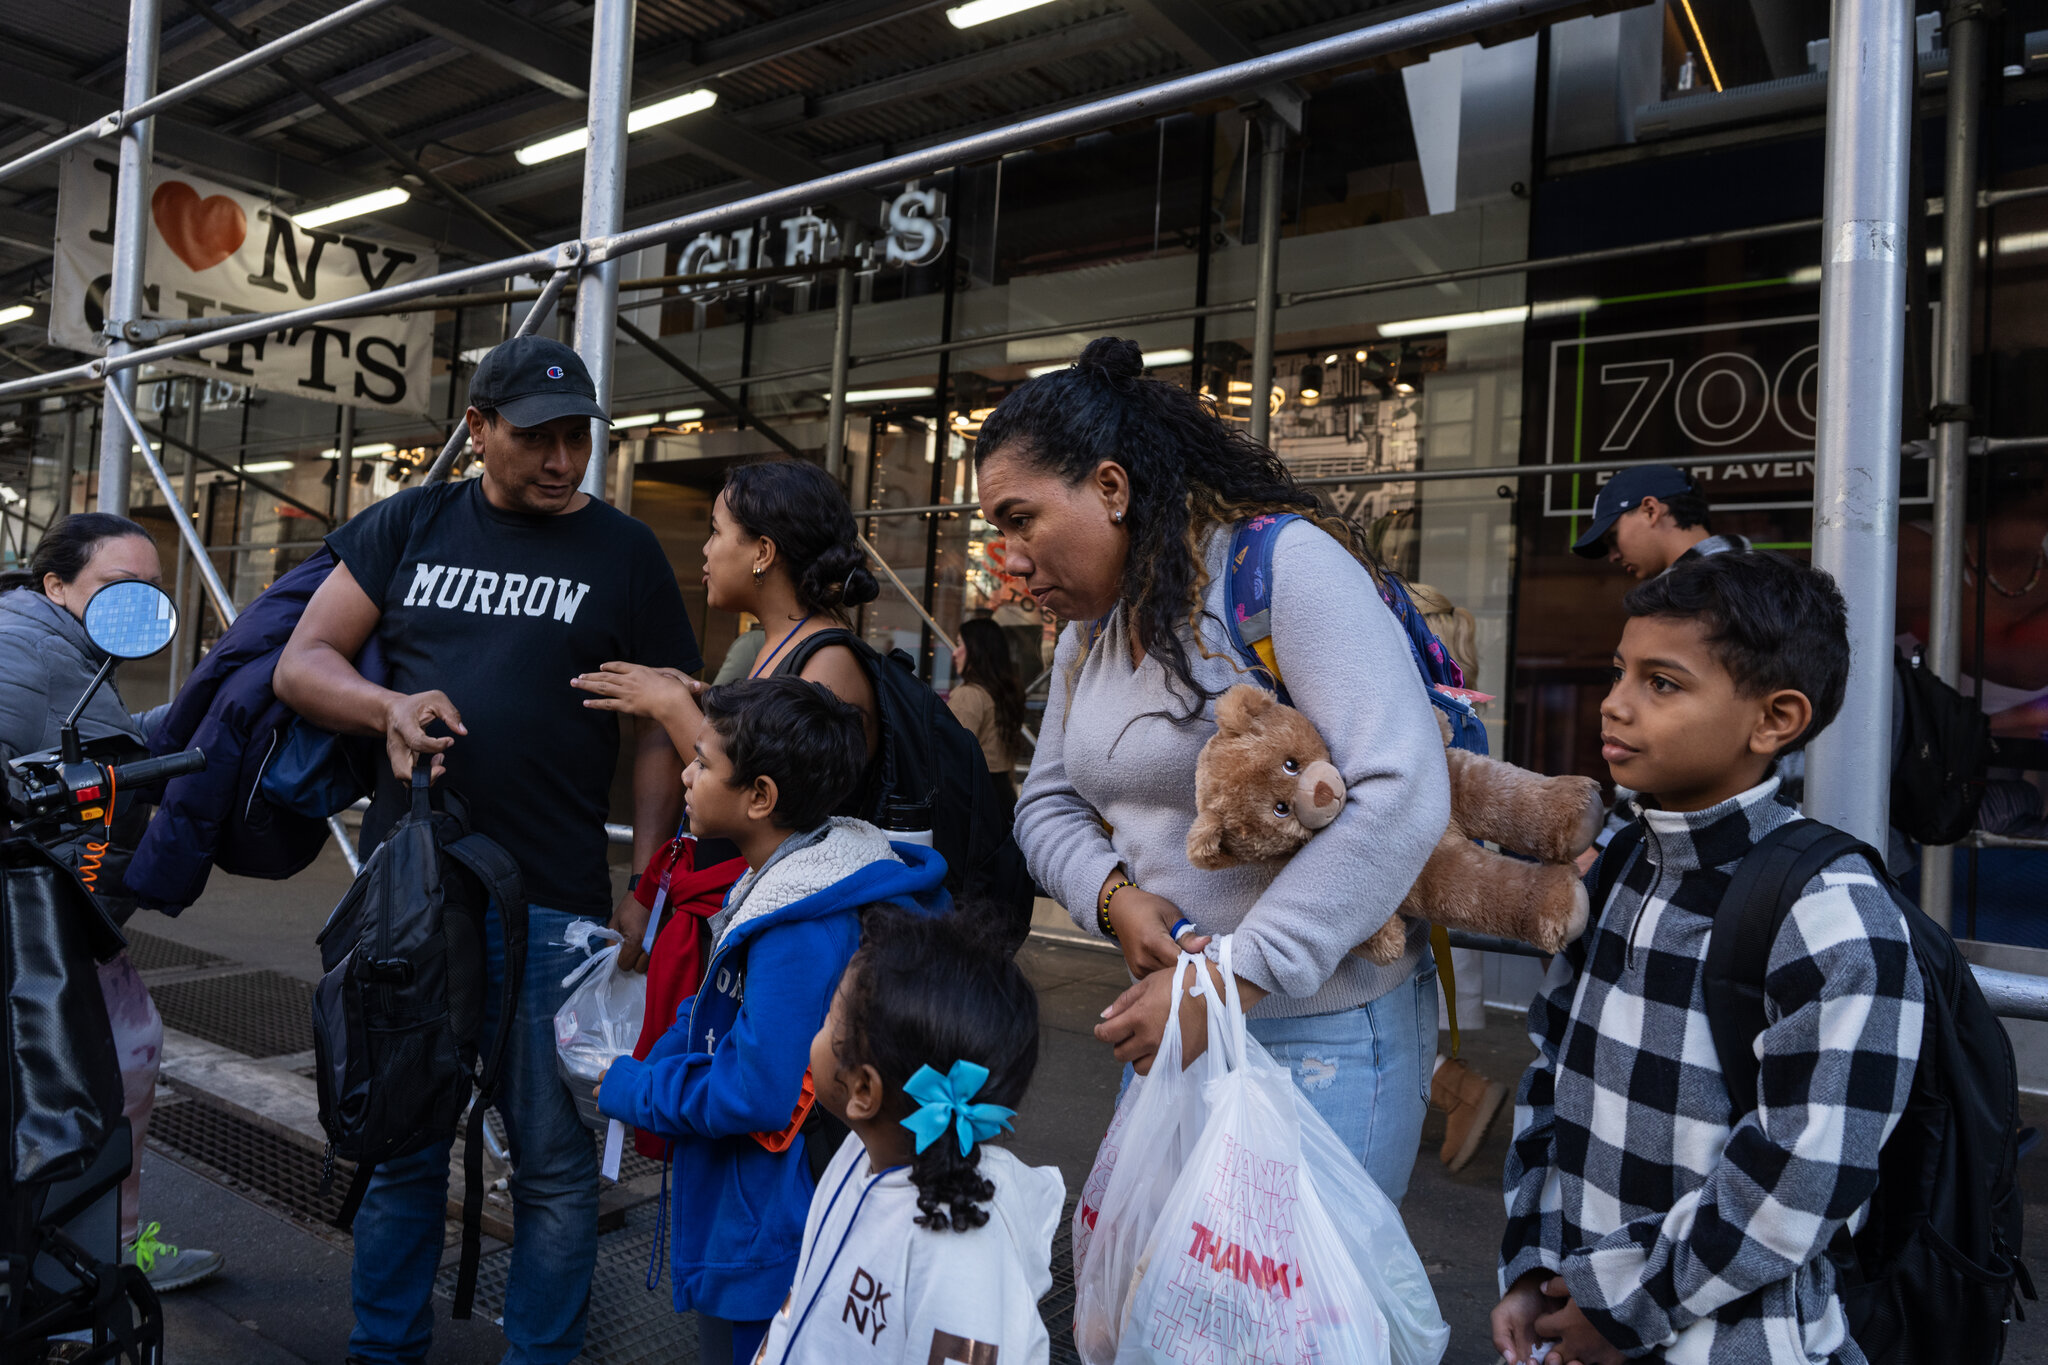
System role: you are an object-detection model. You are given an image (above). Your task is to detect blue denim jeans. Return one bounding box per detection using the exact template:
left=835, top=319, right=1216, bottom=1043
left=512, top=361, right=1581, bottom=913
left=1246, top=955, right=1437, bottom=1206
left=348, top=906, right=601, bottom=1365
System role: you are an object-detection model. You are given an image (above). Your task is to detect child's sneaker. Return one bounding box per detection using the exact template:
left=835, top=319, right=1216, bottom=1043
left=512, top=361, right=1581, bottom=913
left=122, top=1222, right=224, bottom=1292
left=1431, top=1058, right=1506, bottom=1173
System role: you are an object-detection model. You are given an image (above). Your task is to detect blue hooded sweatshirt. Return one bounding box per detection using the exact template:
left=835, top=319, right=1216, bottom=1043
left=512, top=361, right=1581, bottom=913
left=596, top=817, right=950, bottom=1321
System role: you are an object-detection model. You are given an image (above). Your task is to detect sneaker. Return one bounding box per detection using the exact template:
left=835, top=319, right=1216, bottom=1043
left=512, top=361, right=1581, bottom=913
left=122, top=1221, right=224, bottom=1292
left=1431, top=1058, right=1508, bottom=1174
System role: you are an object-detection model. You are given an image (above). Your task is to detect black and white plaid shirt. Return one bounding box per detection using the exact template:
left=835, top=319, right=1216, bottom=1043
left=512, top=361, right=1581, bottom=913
left=1501, top=777, right=1923, bottom=1363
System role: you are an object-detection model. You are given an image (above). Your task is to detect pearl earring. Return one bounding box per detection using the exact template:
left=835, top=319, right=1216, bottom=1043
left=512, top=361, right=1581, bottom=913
left=1111, top=510, right=1125, bottom=525
left=752, top=567, right=765, bottom=583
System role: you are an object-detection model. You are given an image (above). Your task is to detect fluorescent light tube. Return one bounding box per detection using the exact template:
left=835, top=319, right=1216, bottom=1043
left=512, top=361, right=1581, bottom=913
left=612, top=413, right=660, bottom=429
left=0, top=304, right=33, bottom=326
left=665, top=408, right=705, bottom=422
left=844, top=386, right=936, bottom=402
left=516, top=89, right=718, bottom=165
left=242, top=460, right=295, bottom=473
left=947, top=0, right=1058, bottom=27
left=294, top=188, right=411, bottom=229
left=1031, top=347, right=1194, bottom=378
left=321, top=442, right=397, bottom=458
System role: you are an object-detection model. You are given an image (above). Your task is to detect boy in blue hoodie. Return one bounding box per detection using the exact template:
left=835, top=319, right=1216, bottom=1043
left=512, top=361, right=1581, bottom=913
left=594, top=676, right=950, bottom=1365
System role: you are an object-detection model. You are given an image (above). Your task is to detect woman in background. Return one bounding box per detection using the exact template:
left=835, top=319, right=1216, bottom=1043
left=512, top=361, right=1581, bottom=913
left=947, top=615, right=1026, bottom=817
left=0, top=513, right=223, bottom=1292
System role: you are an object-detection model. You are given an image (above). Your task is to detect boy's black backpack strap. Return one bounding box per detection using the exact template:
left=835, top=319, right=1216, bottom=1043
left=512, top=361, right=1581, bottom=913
left=1704, top=819, right=1887, bottom=1119
left=1590, top=821, right=1644, bottom=920
left=439, top=831, right=523, bottom=1322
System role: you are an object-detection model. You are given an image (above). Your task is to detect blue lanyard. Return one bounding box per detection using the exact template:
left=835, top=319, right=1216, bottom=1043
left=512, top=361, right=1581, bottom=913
left=775, top=1156, right=906, bottom=1364
left=751, top=614, right=815, bottom=679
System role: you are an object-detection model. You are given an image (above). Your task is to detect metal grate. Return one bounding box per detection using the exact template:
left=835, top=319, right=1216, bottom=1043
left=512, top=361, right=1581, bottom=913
left=147, top=1097, right=353, bottom=1233
left=122, top=929, right=230, bottom=974
left=150, top=969, right=315, bottom=1057
left=437, top=1201, right=697, bottom=1364
left=1046, top=1198, right=1079, bottom=1365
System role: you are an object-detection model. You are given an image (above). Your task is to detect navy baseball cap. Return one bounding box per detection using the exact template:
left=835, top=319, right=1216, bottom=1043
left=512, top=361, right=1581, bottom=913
left=467, top=336, right=607, bottom=427
left=1570, top=464, right=1696, bottom=558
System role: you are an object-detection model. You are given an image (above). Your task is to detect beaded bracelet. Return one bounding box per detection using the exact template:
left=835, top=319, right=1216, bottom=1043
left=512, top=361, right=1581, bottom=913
left=1097, top=878, right=1136, bottom=940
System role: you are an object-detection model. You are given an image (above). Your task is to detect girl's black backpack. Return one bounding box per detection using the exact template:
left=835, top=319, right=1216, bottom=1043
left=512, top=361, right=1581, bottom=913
left=311, top=769, right=523, bottom=1318
left=779, top=629, right=1033, bottom=944
left=1597, top=820, right=2033, bottom=1363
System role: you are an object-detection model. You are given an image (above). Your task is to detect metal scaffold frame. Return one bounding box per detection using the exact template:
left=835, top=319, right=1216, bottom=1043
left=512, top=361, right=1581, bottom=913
left=11, top=0, right=2046, bottom=1009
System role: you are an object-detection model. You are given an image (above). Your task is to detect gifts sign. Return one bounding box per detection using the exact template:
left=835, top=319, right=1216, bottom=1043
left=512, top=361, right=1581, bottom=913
left=52, top=151, right=438, bottom=415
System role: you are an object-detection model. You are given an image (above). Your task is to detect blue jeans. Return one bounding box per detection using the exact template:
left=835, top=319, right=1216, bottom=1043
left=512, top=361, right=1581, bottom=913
left=1246, top=956, right=1436, bottom=1206
left=348, top=907, right=601, bottom=1365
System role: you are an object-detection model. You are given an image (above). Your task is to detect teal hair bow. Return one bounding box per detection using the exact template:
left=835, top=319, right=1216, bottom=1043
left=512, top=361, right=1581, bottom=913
left=899, top=1061, right=1017, bottom=1157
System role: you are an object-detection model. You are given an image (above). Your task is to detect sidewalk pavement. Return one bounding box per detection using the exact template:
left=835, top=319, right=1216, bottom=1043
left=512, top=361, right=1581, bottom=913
left=128, top=854, right=2048, bottom=1364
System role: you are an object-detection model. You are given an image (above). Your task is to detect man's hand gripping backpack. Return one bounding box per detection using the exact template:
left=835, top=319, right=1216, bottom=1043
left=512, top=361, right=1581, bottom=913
left=311, top=767, right=524, bottom=1318
left=1595, top=818, right=2033, bottom=1364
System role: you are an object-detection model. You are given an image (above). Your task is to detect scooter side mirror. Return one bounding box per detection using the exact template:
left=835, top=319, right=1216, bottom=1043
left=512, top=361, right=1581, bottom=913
left=81, top=580, right=178, bottom=661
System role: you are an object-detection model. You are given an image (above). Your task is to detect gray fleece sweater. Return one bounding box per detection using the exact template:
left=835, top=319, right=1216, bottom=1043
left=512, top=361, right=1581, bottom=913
left=1016, top=519, right=1451, bottom=1018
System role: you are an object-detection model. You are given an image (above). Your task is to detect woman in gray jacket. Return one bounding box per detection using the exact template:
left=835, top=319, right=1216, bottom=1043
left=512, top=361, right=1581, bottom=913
left=0, top=512, right=221, bottom=1290
left=974, top=338, right=1451, bottom=1204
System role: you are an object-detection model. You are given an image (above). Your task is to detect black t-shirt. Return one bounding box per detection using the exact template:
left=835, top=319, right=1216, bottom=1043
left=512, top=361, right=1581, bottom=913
left=328, top=479, right=699, bottom=914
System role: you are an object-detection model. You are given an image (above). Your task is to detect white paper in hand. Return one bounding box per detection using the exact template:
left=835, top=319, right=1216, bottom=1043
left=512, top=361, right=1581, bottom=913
left=601, top=1118, right=624, bottom=1181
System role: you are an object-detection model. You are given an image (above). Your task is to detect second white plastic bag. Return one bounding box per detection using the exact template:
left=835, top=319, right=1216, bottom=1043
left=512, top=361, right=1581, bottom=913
left=1114, top=938, right=1408, bottom=1365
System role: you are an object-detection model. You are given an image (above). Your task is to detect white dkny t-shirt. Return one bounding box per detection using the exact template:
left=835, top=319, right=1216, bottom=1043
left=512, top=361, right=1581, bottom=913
left=755, top=1132, right=1065, bottom=1365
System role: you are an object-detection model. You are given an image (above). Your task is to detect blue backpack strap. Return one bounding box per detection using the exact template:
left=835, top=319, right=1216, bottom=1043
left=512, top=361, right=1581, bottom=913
left=1224, top=514, right=1486, bottom=753
left=1224, top=513, right=1298, bottom=704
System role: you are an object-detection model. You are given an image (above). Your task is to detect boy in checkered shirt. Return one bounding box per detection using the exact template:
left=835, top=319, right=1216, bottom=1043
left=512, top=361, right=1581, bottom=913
left=1492, top=551, right=1924, bottom=1365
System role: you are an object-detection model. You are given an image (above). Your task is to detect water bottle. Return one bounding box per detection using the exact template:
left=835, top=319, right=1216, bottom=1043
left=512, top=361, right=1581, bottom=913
left=880, top=795, right=934, bottom=848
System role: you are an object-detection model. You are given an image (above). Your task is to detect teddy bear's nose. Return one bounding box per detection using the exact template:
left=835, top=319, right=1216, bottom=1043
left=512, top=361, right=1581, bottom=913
left=1295, top=760, right=1344, bottom=831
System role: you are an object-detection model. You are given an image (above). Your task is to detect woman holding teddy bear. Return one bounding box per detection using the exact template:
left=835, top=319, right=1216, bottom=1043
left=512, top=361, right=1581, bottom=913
left=974, top=336, right=1452, bottom=1203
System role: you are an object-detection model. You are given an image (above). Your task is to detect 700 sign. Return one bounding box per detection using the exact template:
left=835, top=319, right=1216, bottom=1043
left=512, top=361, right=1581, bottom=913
left=1544, top=314, right=1824, bottom=516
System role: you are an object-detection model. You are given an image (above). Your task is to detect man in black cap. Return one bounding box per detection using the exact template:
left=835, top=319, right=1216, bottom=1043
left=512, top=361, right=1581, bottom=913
left=1570, top=464, right=1749, bottom=579
left=277, top=336, right=699, bottom=1364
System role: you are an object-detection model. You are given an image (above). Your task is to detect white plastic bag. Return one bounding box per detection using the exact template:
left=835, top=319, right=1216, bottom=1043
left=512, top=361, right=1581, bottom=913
left=1293, top=1086, right=1449, bottom=1365
left=1115, top=938, right=1404, bottom=1365
left=1072, top=955, right=1220, bottom=1365
left=553, top=922, right=646, bottom=1143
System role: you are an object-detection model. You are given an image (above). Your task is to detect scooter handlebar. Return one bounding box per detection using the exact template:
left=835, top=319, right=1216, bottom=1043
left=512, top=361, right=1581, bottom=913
left=111, top=749, right=206, bottom=788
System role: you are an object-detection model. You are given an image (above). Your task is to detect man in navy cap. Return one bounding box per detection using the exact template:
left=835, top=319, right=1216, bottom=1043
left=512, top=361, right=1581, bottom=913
left=1571, top=464, right=1749, bottom=578
left=277, top=336, right=700, bottom=1364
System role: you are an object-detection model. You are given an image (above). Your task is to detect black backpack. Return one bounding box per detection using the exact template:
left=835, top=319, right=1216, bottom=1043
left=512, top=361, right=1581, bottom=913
left=780, top=629, right=1033, bottom=945
left=311, top=769, right=525, bottom=1318
left=1890, top=647, right=1993, bottom=846
left=1595, top=819, right=2032, bottom=1363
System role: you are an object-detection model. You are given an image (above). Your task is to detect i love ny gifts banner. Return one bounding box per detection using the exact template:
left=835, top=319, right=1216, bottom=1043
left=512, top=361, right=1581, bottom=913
left=52, top=150, right=439, bottom=415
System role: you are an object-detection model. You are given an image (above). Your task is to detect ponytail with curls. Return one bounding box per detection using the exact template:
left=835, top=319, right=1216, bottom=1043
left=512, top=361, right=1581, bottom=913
left=721, top=460, right=880, bottom=616
left=832, top=904, right=1039, bottom=1232
left=974, top=336, right=1385, bottom=719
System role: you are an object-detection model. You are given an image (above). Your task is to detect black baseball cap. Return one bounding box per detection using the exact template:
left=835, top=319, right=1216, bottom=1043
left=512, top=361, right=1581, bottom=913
left=467, top=336, right=608, bottom=428
left=1570, top=464, right=1695, bottom=558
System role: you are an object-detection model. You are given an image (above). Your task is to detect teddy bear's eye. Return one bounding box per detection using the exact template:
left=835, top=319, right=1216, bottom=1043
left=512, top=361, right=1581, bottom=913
left=1282, top=758, right=1300, bottom=775
left=1273, top=800, right=1292, bottom=818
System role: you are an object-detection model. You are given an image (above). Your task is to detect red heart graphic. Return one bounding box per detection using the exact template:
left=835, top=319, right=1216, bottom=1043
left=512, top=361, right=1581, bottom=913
left=151, top=181, right=247, bottom=273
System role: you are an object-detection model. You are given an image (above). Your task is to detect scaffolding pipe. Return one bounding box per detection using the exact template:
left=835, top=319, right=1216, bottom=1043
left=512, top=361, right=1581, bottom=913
left=575, top=0, right=636, bottom=501
left=826, top=255, right=854, bottom=481
left=105, top=382, right=235, bottom=630
left=56, top=404, right=76, bottom=519
left=97, top=0, right=160, bottom=516
left=336, top=404, right=356, bottom=523
left=858, top=532, right=957, bottom=656
left=0, top=0, right=403, bottom=190
left=1806, top=0, right=1914, bottom=851
left=168, top=379, right=201, bottom=702
left=1249, top=116, right=1285, bottom=449
left=1921, top=0, right=1988, bottom=929
left=850, top=445, right=1942, bottom=518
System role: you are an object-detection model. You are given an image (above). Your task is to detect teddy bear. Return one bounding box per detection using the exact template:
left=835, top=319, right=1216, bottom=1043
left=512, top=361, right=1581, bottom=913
left=1187, top=684, right=1605, bottom=963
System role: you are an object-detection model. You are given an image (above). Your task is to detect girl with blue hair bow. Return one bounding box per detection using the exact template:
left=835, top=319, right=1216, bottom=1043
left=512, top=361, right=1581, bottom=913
left=757, top=905, right=1064, bottom=1365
